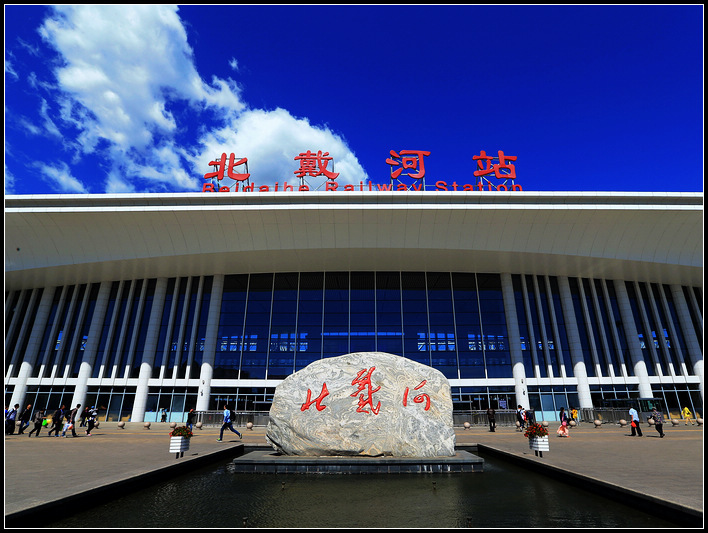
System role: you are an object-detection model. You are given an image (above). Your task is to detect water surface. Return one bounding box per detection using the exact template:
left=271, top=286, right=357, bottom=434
left=50, top=452, right=679, bottom=528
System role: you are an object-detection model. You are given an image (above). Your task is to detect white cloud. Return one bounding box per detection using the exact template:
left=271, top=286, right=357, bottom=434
left=105, top=170, right=136, bottom=194
left=35, top=161, right=89, bottom=193
left=5, top=59, right=19, bottom=80
left=5, top=164, right=17, bottom=194
left=192, top=108, right=367, bottom=189
left=35, top=5, right=367, bottom=193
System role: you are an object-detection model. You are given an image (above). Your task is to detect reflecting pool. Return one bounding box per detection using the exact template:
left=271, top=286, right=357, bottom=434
left=49, top=452, right=679, bottom=528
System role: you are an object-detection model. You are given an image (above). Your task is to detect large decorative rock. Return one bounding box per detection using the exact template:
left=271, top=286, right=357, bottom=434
left=266, top=352, right=455, bottom=457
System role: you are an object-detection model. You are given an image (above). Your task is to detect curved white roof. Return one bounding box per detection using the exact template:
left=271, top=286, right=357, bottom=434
left=5, top=191, right=703, bottom=290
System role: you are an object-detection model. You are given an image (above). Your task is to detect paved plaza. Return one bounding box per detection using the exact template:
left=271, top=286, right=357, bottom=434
left=4, top=420, right=703, bottom=527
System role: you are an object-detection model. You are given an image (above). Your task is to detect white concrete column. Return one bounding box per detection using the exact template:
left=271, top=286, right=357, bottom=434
left=9, top=288, right=54, bottom=409
left=670, top=285, right=703, bottom=399
left=612, top=280, right=653, bottom=397
left=72, top=282, right=112, bottom=410
left=131, top=278, right=168, bottom=422
left=500, top=273, right=528, bottom=407
left=197, top=275, right=224, bottom=412
left=557, top=277, right=593, bottom=408
left=519, top=275, right=540, bottom=379
left=5, top=290, right=29, bottom=375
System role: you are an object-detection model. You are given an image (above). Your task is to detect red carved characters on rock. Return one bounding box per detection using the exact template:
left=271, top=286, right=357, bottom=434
left=300, top=383, right=329, bottom=412
left=350, top=366, right=381, bottom=415
left=300, top=369, right=435, bottom=415
left=403, top=380, right=431, bottom=411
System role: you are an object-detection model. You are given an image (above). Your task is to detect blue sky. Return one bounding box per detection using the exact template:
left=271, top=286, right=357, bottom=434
left=4, top=5, right=704, bottom=195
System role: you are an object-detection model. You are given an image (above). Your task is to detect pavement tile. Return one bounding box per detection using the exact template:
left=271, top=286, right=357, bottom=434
left=4, top=421, right=703, bottom=526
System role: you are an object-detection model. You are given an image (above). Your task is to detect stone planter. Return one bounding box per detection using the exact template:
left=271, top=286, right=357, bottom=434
left=169, top=436, right=190, bottom=458
left=528, top=436, right=549, bottom=457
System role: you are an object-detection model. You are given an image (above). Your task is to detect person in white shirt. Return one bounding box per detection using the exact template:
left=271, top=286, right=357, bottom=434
left=628, top=406, right=643, bottom=437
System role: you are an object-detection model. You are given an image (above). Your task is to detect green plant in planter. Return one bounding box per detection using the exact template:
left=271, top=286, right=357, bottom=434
left=170, top=426, right=193, bottom=438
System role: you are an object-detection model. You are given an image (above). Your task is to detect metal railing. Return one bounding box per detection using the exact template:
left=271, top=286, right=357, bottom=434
left=190, top=408, right=671, bottom=427
left=194, top=409, right=527, bottom=427
left=193, top=411, right=270, bottom=427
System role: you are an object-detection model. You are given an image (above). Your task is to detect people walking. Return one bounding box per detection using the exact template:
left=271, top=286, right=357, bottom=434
left=47, top=405, right=65, bottom=437
left=629, top=405, right=643, bottom=436
left=557, top=407, right=570, bottom=437
left=86, top=406, right=98, bottom=436
left=28, top=409, right=45, bottom=437
left=62, top=404, right=81, bottom=437
left=5, top=404, right=19, bottom=435
left=486, top=407, right=496, bottom=432
left=80, top=407, right=89, bottom=427
left=17, top=404, right=33, bottom=434
left=516, top=405, right=526, bottom=431
left=217, top=405, right=242, bottom=442
left=650, top=408, right=665, bottom=438
left=681, top=406, right=694, bottom=426
left=186, top=408, right=196, bottom=432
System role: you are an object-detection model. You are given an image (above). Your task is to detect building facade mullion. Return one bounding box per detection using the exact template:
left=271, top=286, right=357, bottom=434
left=263, top=273, right=276, bottom=380
left=649, top=283, right=676, bottom=376
left=8, top=288, right=54, bottom=410
left=131, top=277, right=168, bottom=421
left=657, top=284, right=686, bottom=378
left=557, top=276, right=592, bottom=408
left=54, top=284, right=81, bottom=380
left=72, top=281, right=113, bottom=410
left=600, top=279, right=629, bottom=379
left=5, top=290, right=29, bottom=375
left=197, top=274, right=224, bottom=412
left=519, top=275, right=540, bottom=379
left=612, top=280, right=652, bottom=397
left=670, top=285, right=704, bottom=396
left=8, top=290, right=37, bottom=378
left=109, top=280, right=136, bottom=381
left=588, top=278, right=615, bottom=378
left=500, top=273, right=528, bottom=406
left=94, top=281, right=121, bottom=380
left=450, top=272, right=461, bottom=380
left=683, top=286, right=703, bottom=338
left=236, top=274, right=250, bottom=380
left=170, top=277, right=193, bottom=382
left=63, top=285, right=91, bottom=379
left=543, top=277, right=566, bottom=378
left=185, top=276, right=205, bottom=381
left=532, top=275, right=553, bottom=378
left=576, top=279, right=602, bottom=378
left=39, top=286, right=67, bottom=380
left=159, top=278, right=181, bottom=381
left=632, top=281, right=663, bottom=377
left=122, top=279, right=148, bottom=380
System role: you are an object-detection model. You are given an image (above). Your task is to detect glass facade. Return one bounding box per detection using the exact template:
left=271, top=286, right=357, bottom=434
left=5, top=271, right=704, bottom=423
left=211, top=272, right=512, bottom=380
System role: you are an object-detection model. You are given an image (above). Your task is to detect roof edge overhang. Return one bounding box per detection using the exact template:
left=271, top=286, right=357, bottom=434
left=6, top=191, right=703, bottom=291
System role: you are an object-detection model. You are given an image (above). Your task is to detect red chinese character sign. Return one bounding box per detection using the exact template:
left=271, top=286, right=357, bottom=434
left=471, top=150, right=518, bottom=191
left=386, top=150, right=430, bottom=181
left=202, top=147, right=524, bottom=193
left=203, top=153, right=250, bottom=192
left=294, top=150, right=339, bottom=183
left=266, top=352, right=456, bottom=457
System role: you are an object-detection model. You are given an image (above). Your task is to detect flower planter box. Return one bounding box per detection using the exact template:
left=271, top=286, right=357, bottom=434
left=169, top=436, right=190, bottom=457
left=528, top=436, right=549, bottom=456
